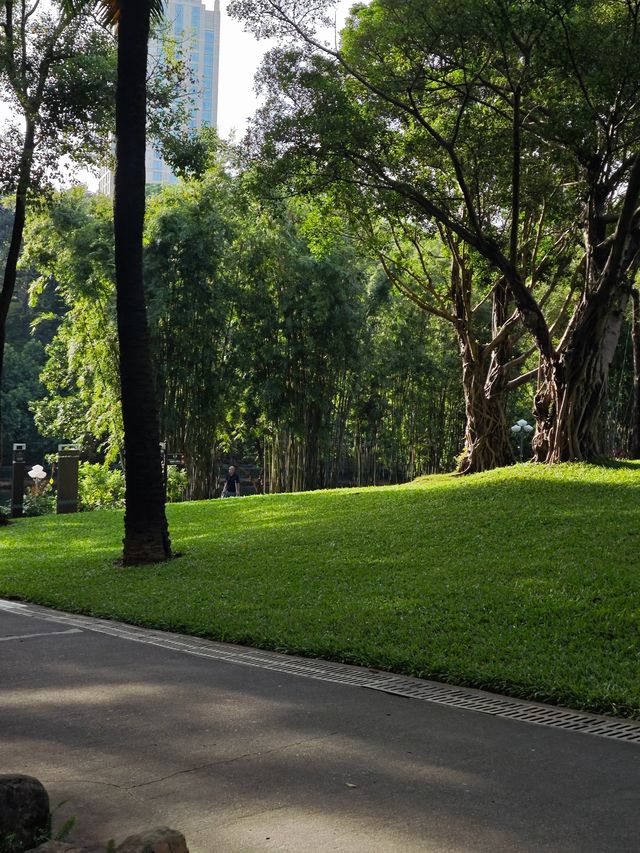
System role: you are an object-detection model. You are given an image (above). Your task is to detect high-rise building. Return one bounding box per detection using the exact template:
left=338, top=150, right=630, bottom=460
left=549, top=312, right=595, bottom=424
left=98, top=0, right=221, bottom=195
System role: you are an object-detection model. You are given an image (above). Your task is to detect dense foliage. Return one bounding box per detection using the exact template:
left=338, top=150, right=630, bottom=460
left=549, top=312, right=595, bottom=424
left=5, top=151, right=638, bottom=500
left=16, top=175, right=467, bottom=497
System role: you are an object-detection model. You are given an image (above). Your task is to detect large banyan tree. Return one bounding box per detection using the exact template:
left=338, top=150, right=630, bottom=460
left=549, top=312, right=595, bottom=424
left=230, top=0, right=640, bottom=468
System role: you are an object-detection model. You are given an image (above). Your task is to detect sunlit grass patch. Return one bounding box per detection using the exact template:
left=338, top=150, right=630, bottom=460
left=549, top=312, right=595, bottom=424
left=2, top=461, right=639, bottom=718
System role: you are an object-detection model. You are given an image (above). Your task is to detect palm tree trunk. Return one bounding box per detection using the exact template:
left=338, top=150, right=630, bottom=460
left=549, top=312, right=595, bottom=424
left=115, top=0, right=171, bottom=564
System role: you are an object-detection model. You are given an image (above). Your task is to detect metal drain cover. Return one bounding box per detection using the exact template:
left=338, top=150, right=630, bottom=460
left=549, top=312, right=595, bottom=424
left=2, top=599, right=640, bottom=744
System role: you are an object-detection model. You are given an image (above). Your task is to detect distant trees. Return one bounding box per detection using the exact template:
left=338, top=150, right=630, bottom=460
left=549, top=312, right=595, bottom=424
left=0, top=0, right=114, bottom=464
left=229, top=0, right=640, bottom=466
left=146, top=177, right=466, bottom=490
left=24, top=174, right=466, bottom=493
left=22, top=189, right=122, bottom=461
left=145, top=166, right=241, bottom=498
left=235, top=199, right=368, bottom=491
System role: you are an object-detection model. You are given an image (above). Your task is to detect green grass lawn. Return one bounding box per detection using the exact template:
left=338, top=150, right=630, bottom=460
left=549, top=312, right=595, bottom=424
left=2, top=462, right=639, bottom=718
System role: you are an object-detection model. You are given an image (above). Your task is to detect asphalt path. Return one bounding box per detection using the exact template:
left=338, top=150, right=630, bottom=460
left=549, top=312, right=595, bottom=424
left=1, top=601, right=639, bottom=853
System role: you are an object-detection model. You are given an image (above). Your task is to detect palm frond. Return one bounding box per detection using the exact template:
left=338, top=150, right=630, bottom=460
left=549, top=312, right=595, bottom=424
left=149, top=0, right=167, bottom=25
left=61, top=0, right=166, bottom=27
left=95, top=0, right=121, bottom=25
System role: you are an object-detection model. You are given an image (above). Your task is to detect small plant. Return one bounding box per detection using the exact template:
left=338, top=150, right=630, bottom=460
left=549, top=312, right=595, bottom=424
left=34, top=803, right=76, bottom=847
left=0, top=832, right=20, bottom=853
left=166, top=464, right=188, bottom=502
left=53, top=815, right=76, bottom=843
left=23, top=484, right=55, bottom=517
left=21, top=464, right=55, bottom=517
left=78, top=462, right=125, bottom=511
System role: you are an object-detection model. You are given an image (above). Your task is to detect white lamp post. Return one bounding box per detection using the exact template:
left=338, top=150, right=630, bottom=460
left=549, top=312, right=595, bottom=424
left=27, top=464, right=48, bottom=499
left=28, top=464, right=47, bottom=484
left=511, top=420, right=534, bottom=461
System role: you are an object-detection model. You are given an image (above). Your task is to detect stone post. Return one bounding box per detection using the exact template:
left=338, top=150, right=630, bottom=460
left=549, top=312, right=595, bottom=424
left=11, top=443, right=26, bottom=518
left=56, top=444, right=80, bottom=514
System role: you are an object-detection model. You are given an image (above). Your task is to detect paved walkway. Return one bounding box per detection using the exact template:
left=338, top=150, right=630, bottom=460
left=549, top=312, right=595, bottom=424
left=1, top=600, right=639, bottom=852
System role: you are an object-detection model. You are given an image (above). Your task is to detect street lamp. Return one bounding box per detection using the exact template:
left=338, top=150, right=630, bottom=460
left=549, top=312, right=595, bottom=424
left=510, top=419, right=534, bottom=461
left=28, top=464, right=47, bottom=487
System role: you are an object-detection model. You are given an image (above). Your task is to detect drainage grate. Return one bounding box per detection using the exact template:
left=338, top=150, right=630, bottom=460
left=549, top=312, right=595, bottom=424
left=2, top=599, right=640, bottom=744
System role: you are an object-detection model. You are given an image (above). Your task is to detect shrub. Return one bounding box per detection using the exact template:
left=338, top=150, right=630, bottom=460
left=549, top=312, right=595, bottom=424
left=78, top=462, right=125, bottom=510
left=167, top=464, right=188, bottom=502
left=23, top=486, right=55, bottom=517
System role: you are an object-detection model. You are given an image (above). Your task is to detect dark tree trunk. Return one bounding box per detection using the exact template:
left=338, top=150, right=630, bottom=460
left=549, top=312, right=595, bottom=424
left=456, top=339, right=514, bottom=474
left=520, top=157, right=640, bottom=464
left=0, top=120, right=36, bottom=464
left=451, top=259, right=514, bottom=474
left=630, top=288, right=640, bottom=459
left=532, top=283, right=631, bottom=462
left=115, top=0, right=171, bottom=564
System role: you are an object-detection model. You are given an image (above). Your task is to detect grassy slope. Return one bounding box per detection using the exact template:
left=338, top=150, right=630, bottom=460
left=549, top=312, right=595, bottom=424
left=1, top=462, right=639, bottom=718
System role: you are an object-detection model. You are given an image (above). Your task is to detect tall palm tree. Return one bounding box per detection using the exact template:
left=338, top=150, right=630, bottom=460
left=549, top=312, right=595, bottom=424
left=77, top=0, right=171, bottom=564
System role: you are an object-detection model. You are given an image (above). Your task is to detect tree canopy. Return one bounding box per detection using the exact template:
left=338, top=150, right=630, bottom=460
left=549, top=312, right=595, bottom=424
left=230, top=0, right=640, bottom=463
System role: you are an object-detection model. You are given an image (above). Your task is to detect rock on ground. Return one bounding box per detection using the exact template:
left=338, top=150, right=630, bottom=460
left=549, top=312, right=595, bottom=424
left=115, top=827, right=189, bottom=853
left=0, top=774, right=50, bottom=852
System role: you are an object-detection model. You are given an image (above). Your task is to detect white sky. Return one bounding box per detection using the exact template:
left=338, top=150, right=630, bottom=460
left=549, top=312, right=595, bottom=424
left=216, top=0, right=354, bottom=140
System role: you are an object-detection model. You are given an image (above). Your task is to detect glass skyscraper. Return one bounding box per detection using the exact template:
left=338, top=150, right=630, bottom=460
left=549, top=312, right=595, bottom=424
left=98, top=0, right=221, bottom=194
